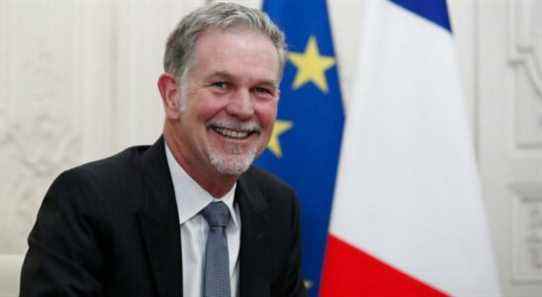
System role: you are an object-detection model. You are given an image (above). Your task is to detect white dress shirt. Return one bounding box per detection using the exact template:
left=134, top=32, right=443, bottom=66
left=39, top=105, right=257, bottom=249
left=165, top=145, right=241, bottom=297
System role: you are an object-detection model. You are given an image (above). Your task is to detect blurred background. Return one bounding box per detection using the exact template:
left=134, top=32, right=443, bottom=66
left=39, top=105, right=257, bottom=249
left=0, top=0, right=541, bottom=296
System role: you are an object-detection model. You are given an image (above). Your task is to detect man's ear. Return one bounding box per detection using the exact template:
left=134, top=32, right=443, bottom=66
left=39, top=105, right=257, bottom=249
left=157, top=73, right=182, bottom=120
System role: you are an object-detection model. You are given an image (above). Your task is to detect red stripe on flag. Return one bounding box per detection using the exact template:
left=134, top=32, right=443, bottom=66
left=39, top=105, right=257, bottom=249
left=320, top=234, right=449, bottom=297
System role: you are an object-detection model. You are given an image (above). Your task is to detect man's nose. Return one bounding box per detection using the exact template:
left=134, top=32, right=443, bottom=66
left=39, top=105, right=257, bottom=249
left=227, top=89, right=254, bottom=120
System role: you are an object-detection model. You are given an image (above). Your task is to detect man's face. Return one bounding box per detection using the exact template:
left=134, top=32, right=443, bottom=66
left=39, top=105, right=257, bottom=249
left=175, top=27, right=280, bottom=177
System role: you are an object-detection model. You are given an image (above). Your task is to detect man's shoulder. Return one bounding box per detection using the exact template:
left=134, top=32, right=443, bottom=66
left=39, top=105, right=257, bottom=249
left=242, top=166, right=293, bottom=191
left=37, top=144, right=157, bottom=225
left=65, top=144, right=150, bottom=181
left=240, top=166, right=297, bottom=205
left=49, top=143, right=157, bottom=203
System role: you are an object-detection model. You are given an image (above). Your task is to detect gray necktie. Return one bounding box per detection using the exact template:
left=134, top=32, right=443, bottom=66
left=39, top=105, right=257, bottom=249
left=201, top=201, right=231, bottom=297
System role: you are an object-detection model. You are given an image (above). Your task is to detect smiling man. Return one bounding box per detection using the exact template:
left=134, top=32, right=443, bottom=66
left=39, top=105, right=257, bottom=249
left=20, top=3, right=306, bottom=297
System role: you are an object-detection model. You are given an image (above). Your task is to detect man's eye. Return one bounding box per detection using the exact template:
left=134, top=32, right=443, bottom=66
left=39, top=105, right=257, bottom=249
left=254, top=87, right=272, bottom=95
left=210, top=81, right=228, bottom=89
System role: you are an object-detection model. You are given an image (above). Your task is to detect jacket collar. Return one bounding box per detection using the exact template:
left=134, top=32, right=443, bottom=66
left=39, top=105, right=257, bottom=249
left=137, top=137, right=183, bottom=297
left=237, top=169, right=271, bottom=297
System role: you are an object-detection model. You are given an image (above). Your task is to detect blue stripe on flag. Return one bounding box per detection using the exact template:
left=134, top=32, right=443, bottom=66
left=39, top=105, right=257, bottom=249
left=258, top=1, right=344, bottom=296
left=389, top=0, right=452, bottom=32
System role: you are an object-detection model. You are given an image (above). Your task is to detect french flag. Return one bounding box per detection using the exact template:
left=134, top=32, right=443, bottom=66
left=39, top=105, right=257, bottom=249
left=320, top=1, right=501, bottom=296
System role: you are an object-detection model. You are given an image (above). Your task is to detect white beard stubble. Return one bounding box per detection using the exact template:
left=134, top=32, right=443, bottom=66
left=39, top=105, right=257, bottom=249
left=208, top=142, right=258, bottom=176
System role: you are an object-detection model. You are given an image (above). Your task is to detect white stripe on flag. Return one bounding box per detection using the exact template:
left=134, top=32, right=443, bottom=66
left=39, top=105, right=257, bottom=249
left=325, top=1, right=501, bottom=296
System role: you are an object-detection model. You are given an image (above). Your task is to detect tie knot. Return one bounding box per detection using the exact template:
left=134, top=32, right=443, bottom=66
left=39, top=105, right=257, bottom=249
left=201, top=202, right=230, bottom=228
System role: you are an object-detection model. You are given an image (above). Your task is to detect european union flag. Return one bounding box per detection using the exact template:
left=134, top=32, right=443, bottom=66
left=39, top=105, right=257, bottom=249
left=256, top=1, right=344, bottom=295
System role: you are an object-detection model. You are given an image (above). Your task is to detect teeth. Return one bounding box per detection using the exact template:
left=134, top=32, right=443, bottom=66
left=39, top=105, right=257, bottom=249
left=214, top=127, right=250, bottom=139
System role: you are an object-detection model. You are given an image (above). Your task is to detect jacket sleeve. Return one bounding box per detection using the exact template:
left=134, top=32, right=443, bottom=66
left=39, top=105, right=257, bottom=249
left=20, top=170, right=105, bottom=297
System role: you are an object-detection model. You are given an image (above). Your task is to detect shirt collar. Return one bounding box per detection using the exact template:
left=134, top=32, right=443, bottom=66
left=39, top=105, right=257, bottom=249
left=165, top=142, right=239, bottom=227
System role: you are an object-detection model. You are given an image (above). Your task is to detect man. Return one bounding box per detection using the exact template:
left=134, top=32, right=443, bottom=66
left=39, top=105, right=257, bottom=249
left=20, top=3, right=306, bottom=297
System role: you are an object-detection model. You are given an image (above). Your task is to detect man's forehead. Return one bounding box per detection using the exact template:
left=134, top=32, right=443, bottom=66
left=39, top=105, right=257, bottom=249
left=190, top=28, right=281, bottom=81
left=194, top=26, right=277, bottom=58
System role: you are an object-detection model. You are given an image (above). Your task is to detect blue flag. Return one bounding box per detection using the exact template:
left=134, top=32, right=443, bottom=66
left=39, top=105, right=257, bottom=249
left=256, top=1, right=344, bottom=295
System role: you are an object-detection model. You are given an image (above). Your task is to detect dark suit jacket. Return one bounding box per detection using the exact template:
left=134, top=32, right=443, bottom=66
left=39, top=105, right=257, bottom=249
left=20, top=137, right=306, bottom=297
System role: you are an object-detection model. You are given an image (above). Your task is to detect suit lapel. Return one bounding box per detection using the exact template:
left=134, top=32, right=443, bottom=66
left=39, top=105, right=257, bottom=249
left=137, top=137, right=183, bottom=297
left=237, top=171, right=271, bottom=297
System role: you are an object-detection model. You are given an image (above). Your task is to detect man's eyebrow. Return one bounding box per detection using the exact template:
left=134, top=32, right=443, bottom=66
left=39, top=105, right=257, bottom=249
left=256, top=80, right=279, bottom=89
left=207, top=71, right=279, bottom=88
left=205, top=71, right=234, bottom=81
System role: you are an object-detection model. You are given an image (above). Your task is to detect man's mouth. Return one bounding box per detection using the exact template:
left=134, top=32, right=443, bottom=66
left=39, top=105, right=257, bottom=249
left=210, top=125, right=260, bottom=140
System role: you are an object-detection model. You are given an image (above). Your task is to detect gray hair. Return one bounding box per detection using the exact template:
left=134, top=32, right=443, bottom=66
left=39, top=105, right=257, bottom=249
left=163, top=2, right=286, bottom=80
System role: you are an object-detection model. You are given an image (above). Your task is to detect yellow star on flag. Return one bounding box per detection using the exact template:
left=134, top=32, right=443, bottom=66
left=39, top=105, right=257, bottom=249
left=288, top=36, right=336, bottom=93
left=266, top=120, right=293, bottom=158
